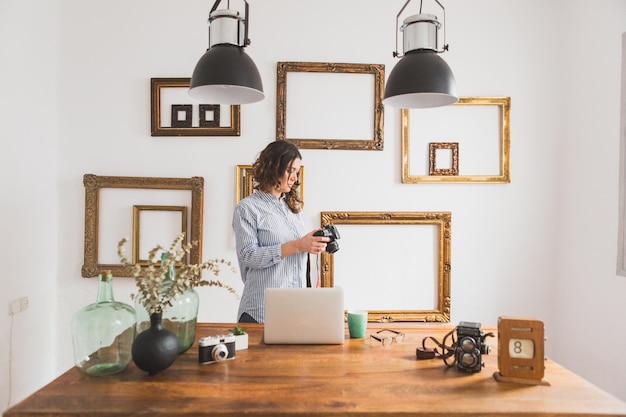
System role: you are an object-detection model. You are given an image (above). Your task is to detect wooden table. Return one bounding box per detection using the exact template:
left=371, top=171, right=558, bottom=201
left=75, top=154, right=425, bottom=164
left=5, top=323, right=626, bottom=417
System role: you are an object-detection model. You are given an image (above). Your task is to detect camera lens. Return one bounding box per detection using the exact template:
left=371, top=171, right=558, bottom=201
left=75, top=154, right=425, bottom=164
left=460, top=337, right=476, bottom=352
left=211, top=343, right=229, bottom=361
left=326, top=241, right=339, bottom=254
left=460, top=352, right=478, bottom=368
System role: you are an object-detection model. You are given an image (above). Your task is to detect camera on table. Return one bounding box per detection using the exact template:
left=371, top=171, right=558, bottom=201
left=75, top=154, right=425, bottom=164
left=455, top=321, right=491, bottom=373
left=198, top=334, right=236, bottom=364
left=313, top=225, right=341, bottom=254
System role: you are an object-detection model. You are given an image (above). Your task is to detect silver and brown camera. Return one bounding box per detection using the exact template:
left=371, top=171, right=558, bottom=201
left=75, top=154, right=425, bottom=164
left=455, top=321, right=491, bottom=373
left=198, top=334, right=236, bottom=364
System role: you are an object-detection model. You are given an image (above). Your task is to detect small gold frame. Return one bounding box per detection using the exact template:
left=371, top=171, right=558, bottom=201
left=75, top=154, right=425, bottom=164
left=132, top=205, right=188, bottom=266
left=402, top=97, right=511, bottom=183
left=276, top=62, right=385, bottom=150
left=319, top=211, right=451, bottom=322
left=81, top=174, right=204, bottom=278
left=150, top=78, right=241, bottom=136
left=236, top=165, right=305, bottom=204
left=429, top=142, right=459, bottom=176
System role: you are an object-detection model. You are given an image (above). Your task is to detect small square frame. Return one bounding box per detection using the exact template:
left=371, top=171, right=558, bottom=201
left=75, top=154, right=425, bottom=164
left=132, top=205, right=188, bottom=266
left=429, top=142, right=459, bottom=176
left=150, top=78, right=240, bottom=136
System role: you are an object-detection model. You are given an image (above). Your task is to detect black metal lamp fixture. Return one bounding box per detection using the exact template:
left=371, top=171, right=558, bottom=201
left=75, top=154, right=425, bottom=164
left=383, top=0, right=458, bottom=109
left=189, top=0, right=264, bottom=105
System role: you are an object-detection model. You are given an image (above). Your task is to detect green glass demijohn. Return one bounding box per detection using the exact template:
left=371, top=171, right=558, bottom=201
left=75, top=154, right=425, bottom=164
left=71, top=270, right=136, bottom=376
left=135, top=253, right=199, bottom=354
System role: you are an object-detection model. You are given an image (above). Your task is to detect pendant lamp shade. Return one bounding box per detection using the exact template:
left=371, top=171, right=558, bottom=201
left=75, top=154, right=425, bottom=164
left=189, top=44, right=264, bottom=104
left=383, top=3, right=458, bottom=109
left=189, top=1, right=264, bottom=105
left=383, top=49, right=457, bottom=108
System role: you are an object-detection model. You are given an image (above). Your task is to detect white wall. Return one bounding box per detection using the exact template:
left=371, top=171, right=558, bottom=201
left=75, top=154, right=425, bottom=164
left=0, top=0, right=59, bottom=410
left=554, top=0, right=626, bottom=401
left=1, top=0, right=625, bottom=411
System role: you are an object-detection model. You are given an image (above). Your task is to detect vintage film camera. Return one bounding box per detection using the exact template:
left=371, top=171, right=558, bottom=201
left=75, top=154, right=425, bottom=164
left=455, top=321, right=491, bottom=373
left=313, top=225, right=341, bottom=254
left=198, top=334, right=236, bottom=364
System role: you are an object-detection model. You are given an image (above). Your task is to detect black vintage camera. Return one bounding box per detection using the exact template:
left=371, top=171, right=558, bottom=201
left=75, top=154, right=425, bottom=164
left=313, top=225, right=340, bottom=254
left=198, top=334, right=236, bottom=364
left=455, top=321, right=491, bottom=373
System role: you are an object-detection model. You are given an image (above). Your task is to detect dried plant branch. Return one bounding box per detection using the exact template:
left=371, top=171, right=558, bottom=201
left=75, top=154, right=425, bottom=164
left=117, top=233, right=238, bottom=315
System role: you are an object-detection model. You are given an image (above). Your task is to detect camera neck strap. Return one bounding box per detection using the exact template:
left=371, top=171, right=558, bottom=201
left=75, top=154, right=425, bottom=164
left=306, top=254, right=311, bottom=288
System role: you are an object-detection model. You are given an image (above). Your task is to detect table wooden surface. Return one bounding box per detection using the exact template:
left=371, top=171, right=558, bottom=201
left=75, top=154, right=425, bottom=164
left=5, top=322, right=626, bottom=417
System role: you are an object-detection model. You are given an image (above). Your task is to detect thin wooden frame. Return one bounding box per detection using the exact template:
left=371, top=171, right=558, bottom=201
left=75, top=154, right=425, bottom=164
left=132, top=205, right=188, bottom=266
left=276, top=62, right=385, bottom=150
left=402, top=97, right=511, bottom=183
left=150, top=78, right=240, bottom=136
left=82, top=174, right=204, bottom=278
left=319, top=211, right=451, bottom=322
left=235, top=165, right=305, bottom=204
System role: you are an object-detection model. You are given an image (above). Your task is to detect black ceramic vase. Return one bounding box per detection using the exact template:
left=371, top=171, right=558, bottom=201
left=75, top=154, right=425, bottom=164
left=131, top=312, right=179, bottom=375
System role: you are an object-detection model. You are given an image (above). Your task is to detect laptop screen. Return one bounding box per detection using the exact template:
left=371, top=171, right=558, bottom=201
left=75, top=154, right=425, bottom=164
left=263, top=287, right=345, bottom=344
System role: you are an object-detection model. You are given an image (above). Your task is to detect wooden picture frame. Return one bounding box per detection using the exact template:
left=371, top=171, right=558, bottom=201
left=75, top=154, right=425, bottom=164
left=402, top=97, right=511, bottom=183
left=81, top=174, right=204, bottom=278
left=429, top=142, right=459, bottom=176
left=132, top=205, right=188, bottom=266
left=276, top=62, right=385, bottom=150
left=319, top=211, right=451, bottom=322
left=236, top=164, right=305, bottom=204
left=150, top=78, right=240, bottom=136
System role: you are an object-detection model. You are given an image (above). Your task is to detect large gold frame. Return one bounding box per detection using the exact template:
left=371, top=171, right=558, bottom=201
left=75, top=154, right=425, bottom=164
left=81, top=174, right=204, bottom=278
left=235, top=165, right=305, bottom=204
left=276, top=62, right=385, bottom=150
left=319, top=211, right=451, bottom=322
left=402, top=96, right=511, bottom=183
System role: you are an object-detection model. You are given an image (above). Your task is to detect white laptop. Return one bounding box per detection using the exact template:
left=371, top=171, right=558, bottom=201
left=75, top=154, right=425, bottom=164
left=264, top=287, right=345, bottom=344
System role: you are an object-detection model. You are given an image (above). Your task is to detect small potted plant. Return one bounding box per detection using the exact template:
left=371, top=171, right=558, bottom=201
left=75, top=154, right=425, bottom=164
left=229, top=324, right=248, bottom=351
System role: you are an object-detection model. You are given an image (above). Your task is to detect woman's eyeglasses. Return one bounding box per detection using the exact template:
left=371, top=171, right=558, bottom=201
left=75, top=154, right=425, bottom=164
left=369, top=329, right=405, bottom=346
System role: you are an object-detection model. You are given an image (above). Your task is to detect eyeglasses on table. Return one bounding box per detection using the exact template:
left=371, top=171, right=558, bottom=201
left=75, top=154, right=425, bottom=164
left=369, top=329, right=405, bottom=346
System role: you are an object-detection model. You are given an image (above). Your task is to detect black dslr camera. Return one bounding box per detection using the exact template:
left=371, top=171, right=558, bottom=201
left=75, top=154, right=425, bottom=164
left=455, top=321, right=491, bottom=373
left=313, top=225, right=340, bottom=254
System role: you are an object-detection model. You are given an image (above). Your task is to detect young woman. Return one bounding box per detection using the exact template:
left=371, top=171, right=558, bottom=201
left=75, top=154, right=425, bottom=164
left=232, top=141, right=329, bottom=323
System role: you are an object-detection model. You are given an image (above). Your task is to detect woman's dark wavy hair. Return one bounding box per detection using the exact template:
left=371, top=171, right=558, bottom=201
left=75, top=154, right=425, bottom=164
left=253, top=141, right=303, bottom=213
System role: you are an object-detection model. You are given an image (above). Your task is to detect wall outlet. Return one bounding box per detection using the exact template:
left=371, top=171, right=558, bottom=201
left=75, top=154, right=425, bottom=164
left=8, top=297, right=28, bottom=315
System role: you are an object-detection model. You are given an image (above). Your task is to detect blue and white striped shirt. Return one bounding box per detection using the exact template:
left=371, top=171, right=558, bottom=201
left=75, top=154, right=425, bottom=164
left=233, top=190, right=306, bottom=323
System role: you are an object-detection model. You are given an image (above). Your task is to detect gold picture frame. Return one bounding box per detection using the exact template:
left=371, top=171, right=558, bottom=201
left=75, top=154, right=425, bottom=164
left=402, top=97, right=511, bottom=183
left=132, top=205, right=188, bottom=266
left=81, top=174, right=204, bottom=278
left=319, top=211, right=451, bottom=322
left=150, top=78, right=241, bottom=136
left=429, top=142, right=459, bottom=176
left=236, top=164, right=305, bottom=204
left=276, top=62, right=385, bottom=150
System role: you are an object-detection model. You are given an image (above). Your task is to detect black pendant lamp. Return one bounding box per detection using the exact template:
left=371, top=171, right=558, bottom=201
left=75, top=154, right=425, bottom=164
left=189, top=0, right=264, bottom=105
left=383, top=0, right=458, bottom=109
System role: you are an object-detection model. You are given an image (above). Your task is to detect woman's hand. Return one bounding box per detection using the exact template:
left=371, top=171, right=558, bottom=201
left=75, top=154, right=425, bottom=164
left=281, top=229, right=330, bottom=258
left=299, top=229, right=330, bottom=255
